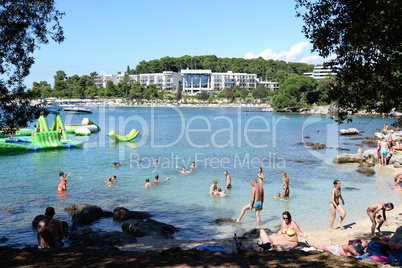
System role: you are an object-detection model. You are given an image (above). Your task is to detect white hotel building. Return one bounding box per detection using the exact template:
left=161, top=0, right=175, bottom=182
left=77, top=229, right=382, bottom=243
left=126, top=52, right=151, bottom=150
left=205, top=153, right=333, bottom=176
left=303, top=66, right=336, bottom=80
left=94, top=70, right=279, bottom=94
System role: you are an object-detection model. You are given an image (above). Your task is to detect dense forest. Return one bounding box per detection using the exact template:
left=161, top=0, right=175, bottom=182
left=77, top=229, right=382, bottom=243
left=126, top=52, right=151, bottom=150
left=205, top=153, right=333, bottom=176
left=30, top=55, right=330, bottom=109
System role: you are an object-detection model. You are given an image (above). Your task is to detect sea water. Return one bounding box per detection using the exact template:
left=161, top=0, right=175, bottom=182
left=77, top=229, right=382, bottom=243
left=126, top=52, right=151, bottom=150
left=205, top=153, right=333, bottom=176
left=0, top=107, right=401, bottom=248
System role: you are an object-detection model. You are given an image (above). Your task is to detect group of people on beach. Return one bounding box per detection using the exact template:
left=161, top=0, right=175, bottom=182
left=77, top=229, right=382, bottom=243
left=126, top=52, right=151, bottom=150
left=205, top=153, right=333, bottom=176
left=329, top=179, right=394, bottom=237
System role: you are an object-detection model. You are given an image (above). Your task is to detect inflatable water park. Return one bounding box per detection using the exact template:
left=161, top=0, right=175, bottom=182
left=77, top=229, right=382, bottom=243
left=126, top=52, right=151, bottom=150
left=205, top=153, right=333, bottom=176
left=0, top=110, right=86, bottom=153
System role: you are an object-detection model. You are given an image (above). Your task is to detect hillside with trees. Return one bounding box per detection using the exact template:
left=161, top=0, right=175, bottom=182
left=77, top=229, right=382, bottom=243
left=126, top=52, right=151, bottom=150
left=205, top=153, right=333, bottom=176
left=30, top=56, right=316, bottom=104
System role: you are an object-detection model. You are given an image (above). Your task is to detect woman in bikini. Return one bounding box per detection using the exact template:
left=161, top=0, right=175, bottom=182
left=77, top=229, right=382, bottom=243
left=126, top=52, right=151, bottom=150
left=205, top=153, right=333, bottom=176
left=366, top=202, right=394, bottom=238
left=281, top=172, right=290, bottom=197
left=258, top=211, right=307, bottom=249
left=329, top=180, right=346, bottom=230
left=257, top=167, right=265, bottom=185
left=306, top=238, right=364, bottom=256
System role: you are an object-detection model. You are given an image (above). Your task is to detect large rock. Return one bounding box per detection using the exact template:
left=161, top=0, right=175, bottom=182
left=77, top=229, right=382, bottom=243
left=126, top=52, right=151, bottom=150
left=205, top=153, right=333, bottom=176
left=64, top=204, right=93, bottom=214
left=374, top=132, right=385, bottom=140
left=113, top=207, right=152, bottom=222
left=390, top=226, right=402, bottom=246
left=389, top=154, right=402, bottom=165
left=72, top=205, right=105, bottom=226
left=339, top=128, right=359, bottom=135
left=356, top=167, right=375, bottom=176
left=122, top=219, right=178, bottom=239
left=68, top=229, right=137, bottom=248
left=362, top=140, right=379, bottom=147
left=333, top=153, right=365, bottom=164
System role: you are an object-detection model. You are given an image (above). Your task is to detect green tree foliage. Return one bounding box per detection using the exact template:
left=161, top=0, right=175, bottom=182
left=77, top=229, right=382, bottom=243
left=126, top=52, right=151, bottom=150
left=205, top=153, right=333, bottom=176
left=31, top=81, right=52, bottom=99
left=272, top=76, right=317, bottom=109
left=199, top=91, right=209, bottom=101
left=280, top=76, right=316, bottom=103
left=224, top=87, right=234, bottom=102
left=272, top=93, right=299, bottom=110
left=296, top=0, right=402, bottom=122
left=129, top=82, right=144, bottom=100
left=133, top=55, right=314, bottom=81
left=253, top=84, right=268, bottom=99
left=0, top=0, right=64, bottom=129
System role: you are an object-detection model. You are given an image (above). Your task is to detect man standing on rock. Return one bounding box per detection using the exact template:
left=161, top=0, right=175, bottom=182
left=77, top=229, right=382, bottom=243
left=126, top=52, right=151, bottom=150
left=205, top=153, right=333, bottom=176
left=37, top=207, right=65, bottom=248
left=378, top=139, right=388, bottom=166
left=236, top=178, right=264, bottom=226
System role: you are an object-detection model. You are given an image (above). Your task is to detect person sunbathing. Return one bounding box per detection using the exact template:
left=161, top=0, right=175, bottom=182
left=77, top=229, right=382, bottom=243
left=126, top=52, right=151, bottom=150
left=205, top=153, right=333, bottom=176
left=306, top=238, right=365, bottom=257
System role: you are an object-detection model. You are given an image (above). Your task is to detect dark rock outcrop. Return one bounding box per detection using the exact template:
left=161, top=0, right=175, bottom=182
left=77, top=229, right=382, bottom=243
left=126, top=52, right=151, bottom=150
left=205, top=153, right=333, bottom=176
left=68, top=229, right=137, bottom=248
left=64, top=204, right=93, bottom=214
left=356, top=167, right=375, bottom=176
left=312, top=143, right=326, bottom=150
left=122, top=219, right=178, bottom=239
left=72, top=205, right=104, bottom=226
left=214, top=218, right=236, bottom=224
left=243, top=228, right=272, bottom=239
left=113, top=207, right=151, bottom=222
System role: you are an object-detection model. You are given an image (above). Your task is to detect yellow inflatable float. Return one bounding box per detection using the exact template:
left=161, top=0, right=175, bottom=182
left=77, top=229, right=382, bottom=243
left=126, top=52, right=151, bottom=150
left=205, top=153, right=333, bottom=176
left=108, top=129, right=140, bottom=142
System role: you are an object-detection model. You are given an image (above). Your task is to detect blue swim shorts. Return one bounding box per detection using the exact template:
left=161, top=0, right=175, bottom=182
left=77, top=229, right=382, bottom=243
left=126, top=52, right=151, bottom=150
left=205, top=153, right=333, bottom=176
left=253, top=201, right=262, bottom=208
left=380, top=149, right=388, bottom=156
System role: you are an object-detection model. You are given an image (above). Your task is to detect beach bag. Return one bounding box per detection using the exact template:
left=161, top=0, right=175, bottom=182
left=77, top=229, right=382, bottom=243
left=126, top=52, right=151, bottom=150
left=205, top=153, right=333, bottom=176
left=388, top=248, right=402, bottom=266
left=368, top=240, right=389, bottom=256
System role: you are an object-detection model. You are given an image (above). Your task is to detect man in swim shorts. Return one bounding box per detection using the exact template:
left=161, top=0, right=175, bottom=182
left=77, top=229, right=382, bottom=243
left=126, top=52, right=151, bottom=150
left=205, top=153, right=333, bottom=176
left=378, top=139, right=388, bottom=166
left=236, top=178, right=264, bottom=225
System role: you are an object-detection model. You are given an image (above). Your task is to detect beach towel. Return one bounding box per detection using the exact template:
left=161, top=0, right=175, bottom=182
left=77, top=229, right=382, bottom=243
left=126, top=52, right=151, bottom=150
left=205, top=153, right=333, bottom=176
left=196, top=245, right=228, bottom=253
left=388, top=247, right=402, bottom=266
left=368, top=240, right=389, bottom=256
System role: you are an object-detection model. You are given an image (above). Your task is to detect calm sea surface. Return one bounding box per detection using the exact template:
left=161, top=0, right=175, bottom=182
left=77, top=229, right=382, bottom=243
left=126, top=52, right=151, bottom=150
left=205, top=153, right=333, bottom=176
left=0, top=107, right=401, bottom=248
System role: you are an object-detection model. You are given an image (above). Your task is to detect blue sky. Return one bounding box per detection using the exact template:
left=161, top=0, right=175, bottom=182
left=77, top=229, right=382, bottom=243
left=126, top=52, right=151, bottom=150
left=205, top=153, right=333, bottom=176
left=25, top=0, right=325, bottom=88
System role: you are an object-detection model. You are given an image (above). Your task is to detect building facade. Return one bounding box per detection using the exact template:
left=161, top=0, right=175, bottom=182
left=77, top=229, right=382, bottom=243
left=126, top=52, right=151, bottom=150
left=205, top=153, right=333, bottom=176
left=95, top=69, right=278, bottom=94
left=303, top=66, right=336, bottom=80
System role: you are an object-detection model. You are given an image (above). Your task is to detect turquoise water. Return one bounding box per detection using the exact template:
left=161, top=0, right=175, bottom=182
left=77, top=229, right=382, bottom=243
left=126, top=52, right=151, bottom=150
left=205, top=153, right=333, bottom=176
left=0, top=107, right=401, bottom=248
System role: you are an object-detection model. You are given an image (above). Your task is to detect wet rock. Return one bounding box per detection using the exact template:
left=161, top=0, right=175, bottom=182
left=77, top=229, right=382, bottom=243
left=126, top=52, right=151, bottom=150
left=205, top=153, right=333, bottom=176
left=68, top=229, right=137, bottom=248
left=362, top=140, right=379, bottom=147
left=313, top=143, right=326, bottom=150
left=336, top=146, right=350, bottom=151
left=333, top=153, right=365, bottom=163
left=113, top=207, right=152, bottom=222
left=243, top=228, right=272, bottom=239
left=64, top=204, right=93, bottom=214
left=122, top=219, right=178, bottom=239
left=72, top=205, right=104, bottom=226
left=339, top=128, right=359, bottom=135
left=356, top=167, right=375, bottom=176
left=214, top=218, right=236, bottom=224
left=0, top=236, right=9, bottom=243
left=303, top=136, right=310, bottom=139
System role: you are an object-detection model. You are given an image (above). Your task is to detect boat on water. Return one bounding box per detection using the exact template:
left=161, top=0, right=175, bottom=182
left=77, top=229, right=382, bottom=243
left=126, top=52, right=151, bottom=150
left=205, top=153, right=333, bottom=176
left=63, top=106, right=92, bottom=113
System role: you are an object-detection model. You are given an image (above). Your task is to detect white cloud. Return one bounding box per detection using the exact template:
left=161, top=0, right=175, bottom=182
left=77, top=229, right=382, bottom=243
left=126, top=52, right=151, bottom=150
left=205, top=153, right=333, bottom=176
left=244, top=41, right=329, bottom=64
